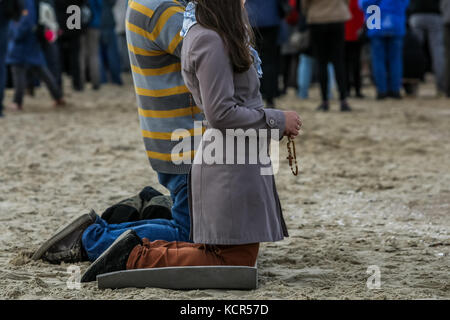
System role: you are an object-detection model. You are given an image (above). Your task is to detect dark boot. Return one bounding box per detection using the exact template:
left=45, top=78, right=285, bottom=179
left=81, top=230, right=142, bottom=283
left=377, top=92, right=388, bottom=100
left=316, top=101, right=329, bottom=112
left=388, top=91, right=402, bottom=99
left=32, top=211, right=98, bottom=264
left=266, top=98, right=275, bottom=108
left=340, top=101, right=352, bottom=112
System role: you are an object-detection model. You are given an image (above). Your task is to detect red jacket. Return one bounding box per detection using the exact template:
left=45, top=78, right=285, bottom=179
left=286, top=0, right=300, bottom=25
left=345, top=0, right=365, bottom=41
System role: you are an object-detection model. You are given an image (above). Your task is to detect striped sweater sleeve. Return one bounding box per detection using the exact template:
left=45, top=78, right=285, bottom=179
left=153, top=2, right=185, bottom=58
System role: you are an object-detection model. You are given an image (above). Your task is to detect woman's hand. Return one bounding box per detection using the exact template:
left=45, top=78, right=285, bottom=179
left=283, top=111, right=302, bottom=138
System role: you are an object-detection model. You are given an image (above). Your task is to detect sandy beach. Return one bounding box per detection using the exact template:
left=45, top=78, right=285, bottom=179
left=0, top=76, right=448, bottom=300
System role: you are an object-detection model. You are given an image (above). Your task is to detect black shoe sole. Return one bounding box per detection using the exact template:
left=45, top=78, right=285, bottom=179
left=81, top=229, right=142, bottom=283
left=32, top=211, right=97, bottom=261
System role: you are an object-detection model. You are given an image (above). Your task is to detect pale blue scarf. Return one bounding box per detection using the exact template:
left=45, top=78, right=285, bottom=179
left=180, top=1, right=263, bottom=78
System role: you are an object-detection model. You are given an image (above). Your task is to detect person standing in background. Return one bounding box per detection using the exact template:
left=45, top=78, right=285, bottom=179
left=100, top=0, right=123, bottom=85
left=0, top=0, right=13, bottom=117
left=296, top=1, right=336, bottom=100
left=246, top=0, right=284, bottom=108
left=113, top=0, right=130, bottom=72
left=441, top=0, right=450, bottom=98
left=42, top=38, right=63, bottom=90
left=6, top=0, right=64, bottom=110
left=360, top=0, right=410, bottom=100
left=402, top=26, right=427, bottom=96
left=54, top=0, right=86, bottom=92
left=344, top=0, right=365, bottom=98
left=409, top=0, right=446, bottom=96
left=39, top=0, right=63, bottom=90
left=302, top=0, right=352, bottom=112
left=80, top=0, right=102, bottom=91
left=280, top=0, right=300, bottom=95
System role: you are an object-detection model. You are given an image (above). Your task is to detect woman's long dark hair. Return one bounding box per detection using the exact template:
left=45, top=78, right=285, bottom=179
left=195, top=0, right=255, bottom=73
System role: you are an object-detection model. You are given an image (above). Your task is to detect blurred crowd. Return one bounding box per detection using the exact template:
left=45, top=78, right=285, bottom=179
left=247, top=0, right=450, bottom=112
left=0, top=0, right=450, bottom=118
left=0, top=0, right=129, bottom=116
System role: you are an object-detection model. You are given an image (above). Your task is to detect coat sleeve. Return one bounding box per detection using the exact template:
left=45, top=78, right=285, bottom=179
left=188, top=30, right=286, bottom=136
left=152, top=3, right=185, bottom=58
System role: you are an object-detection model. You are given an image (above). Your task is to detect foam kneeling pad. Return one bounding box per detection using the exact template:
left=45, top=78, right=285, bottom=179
left=97, top=265, right=258, bottom=290
left=141, top=195, right=173, bottom=221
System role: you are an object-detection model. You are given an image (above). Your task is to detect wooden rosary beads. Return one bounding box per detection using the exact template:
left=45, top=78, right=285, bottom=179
left=287, top=137, right=299, bottom=176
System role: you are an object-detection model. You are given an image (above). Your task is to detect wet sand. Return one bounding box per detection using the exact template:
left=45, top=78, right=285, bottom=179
left=0, top=76, right=448, bottom=299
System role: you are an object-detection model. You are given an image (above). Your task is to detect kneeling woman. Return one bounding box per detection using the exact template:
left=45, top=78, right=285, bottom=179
left=81, top=0, right=301, bottom=282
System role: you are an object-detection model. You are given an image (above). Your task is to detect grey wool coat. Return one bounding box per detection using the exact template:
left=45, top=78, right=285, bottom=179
left=181, top=24, right=289, bottom=245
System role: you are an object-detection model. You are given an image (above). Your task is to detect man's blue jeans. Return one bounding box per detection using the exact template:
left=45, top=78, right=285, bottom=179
left=0, top=22, right=8, bottom=115
left=370, top=36, right=404, bottom=94
left=100, top=28, right=123, bottom=85
left=82, top=173, right=191, bottom=261
left=297, top=54, right=335, bottom=99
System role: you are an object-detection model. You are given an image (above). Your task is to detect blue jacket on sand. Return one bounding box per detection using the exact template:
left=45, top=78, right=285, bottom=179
left=246, top=0, right=281, bottom=28
left=6, top=0, right=46, bottom=66
left=359, top=0, right=410, bottom=37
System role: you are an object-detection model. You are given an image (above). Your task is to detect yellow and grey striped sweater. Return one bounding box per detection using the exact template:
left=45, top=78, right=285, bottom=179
left=126, top=0, right=204, bottom=174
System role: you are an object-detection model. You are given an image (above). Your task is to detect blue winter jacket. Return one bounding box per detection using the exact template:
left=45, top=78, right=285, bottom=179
left=88, top=0, right=103, bottom=29
left=246, top=0, right=281, bottom=28
left=359, top=0, right=410, bottom=37
left=6, top=0, right=46, bottom=66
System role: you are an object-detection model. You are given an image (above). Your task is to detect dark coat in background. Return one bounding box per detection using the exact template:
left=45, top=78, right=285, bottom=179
left=408, top=0, right=441, bottom=15
left=6, top=0, right=46, bottom=66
